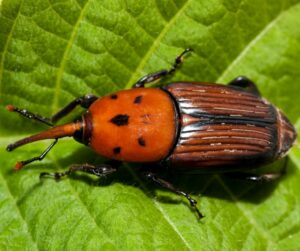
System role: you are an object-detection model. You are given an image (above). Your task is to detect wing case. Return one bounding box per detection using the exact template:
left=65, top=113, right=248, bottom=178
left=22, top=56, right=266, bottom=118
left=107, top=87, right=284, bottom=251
left=164, top=82, right=278, bottom=170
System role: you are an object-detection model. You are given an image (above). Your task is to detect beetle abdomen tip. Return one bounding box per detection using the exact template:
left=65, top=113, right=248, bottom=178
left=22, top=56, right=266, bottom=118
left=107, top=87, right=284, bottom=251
left=277, top=111, right=297, bottom=157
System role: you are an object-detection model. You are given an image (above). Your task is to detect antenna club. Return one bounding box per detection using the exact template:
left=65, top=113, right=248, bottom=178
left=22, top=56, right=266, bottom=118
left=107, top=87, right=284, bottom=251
left=6, top=104, right=16, bottom=112
left=15, top=162, right=24, bottom=170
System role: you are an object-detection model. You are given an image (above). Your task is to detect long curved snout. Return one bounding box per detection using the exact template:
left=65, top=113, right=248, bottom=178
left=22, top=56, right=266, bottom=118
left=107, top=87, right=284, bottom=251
left=6, top=121, right=83, bottom=152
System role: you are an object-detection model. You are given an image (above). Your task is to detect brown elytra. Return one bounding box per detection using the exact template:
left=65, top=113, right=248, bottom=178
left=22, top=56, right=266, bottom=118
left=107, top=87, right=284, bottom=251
left=164, top=82, right=296, bottom=170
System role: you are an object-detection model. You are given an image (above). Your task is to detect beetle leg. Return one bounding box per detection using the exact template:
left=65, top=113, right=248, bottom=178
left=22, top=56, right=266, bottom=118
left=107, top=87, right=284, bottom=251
left=6, top=94, right=98, bottom=126
left=224, top=171, right=285, bottom=183
left=132, top=48, right=193, bottom=88
left=143, top=172, right=203, bottom=219
left=228, top=76, right=261, bottom=96
left=226, top=158, right=288, bottom=183
left=40, top=163, right=117, bottom=180
left=51, top=94, right=98, bottom=123
left=13, top=139, right=58, bottom=170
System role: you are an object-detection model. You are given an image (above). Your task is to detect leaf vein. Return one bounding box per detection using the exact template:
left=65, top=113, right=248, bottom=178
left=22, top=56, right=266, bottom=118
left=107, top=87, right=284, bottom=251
left=48, top=154, right=117, bottom=248
left=0, top=172, right=39, bottom=250
left=125, top=166, right=193, bottom=251
left=216, top=4, right=298, bottom=82
left=125, top=0, right=191, bottom=89
left=216, top=176, right=277, bottom=250
left=80, top=19, right=142, bottom=73
left=0, top=0, right=23, bottom=93
left=51, top=0, right=91, bottom=114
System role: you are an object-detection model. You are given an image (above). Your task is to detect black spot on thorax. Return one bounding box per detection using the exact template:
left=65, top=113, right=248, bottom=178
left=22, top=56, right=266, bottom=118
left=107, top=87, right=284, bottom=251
left=134, top=95, right=143, bottom=104
left=110, top=94, right=118, bottom=99
left=113, top=147, right=121, bottom=154
left=110, top=114, right=129, bottom=126
left=138, top=137, right=146, bottom=147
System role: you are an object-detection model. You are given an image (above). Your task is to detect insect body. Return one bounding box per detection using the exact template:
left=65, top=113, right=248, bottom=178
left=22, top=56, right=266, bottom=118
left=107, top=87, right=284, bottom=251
left=6, top=49, right=297, bottom=218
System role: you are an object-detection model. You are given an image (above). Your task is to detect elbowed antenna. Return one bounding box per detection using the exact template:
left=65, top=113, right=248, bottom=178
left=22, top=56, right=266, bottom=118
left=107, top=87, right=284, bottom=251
left=6, top=121, right=83, bottom=152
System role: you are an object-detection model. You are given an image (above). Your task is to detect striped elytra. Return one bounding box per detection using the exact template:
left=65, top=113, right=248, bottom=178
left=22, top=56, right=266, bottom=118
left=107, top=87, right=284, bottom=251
left=163, top=82, right=296, bottom=170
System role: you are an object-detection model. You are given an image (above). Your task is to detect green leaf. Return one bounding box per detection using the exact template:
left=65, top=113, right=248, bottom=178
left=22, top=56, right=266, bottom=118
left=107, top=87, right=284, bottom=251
left=1, top=0, right=300, bottom=250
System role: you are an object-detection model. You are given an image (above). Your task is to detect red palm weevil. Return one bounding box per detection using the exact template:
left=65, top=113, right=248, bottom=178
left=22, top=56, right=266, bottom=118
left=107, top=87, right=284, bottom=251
left=6, top=49, right=297, bottom=218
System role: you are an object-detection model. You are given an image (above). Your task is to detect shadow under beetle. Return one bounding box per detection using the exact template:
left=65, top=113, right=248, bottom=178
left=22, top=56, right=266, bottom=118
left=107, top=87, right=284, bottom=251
left=6, top=49, right=297, bottom=218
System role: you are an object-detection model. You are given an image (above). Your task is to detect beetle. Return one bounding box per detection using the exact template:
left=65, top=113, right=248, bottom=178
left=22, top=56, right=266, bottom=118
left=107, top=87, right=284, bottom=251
left=6, top=49, right=297, bottom=218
